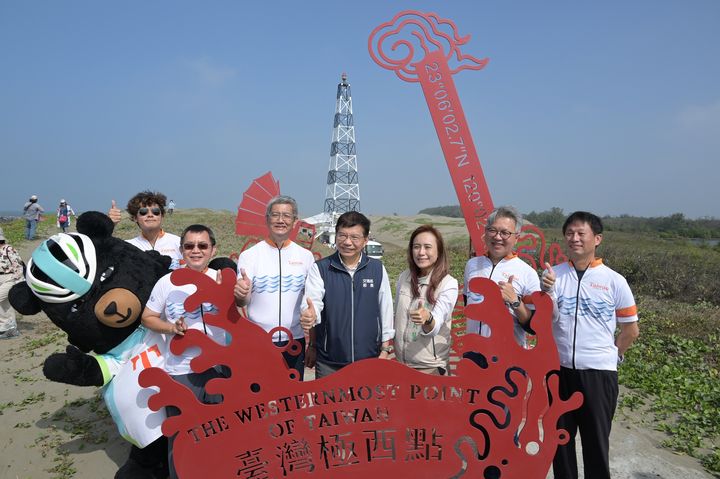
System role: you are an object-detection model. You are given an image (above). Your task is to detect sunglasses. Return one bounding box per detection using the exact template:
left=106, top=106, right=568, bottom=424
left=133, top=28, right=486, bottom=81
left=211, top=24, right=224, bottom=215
left=182, top=242, right=211, bottom=251
left=138, top=207, right=162, bottom=216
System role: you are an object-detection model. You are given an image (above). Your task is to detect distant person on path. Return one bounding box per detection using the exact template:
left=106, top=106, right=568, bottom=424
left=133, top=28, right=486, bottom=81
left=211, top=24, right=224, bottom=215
left=393, top=225, right=458, bottom=375
left=108, top=191, right=182, bottom=264
left=167, top=199, right=175, bottom=216
left=141, top=224, right=226, bottom=479
left=23, top=194, right=44, bottom=240
left=543, top=211, right=640, bottom=479
left=300, top=211, right=394, bottom=378
left=233, top=196, right=314, bottom=380
left=0, top=227, right=24, bottom=339
left=56, top=199, right=76, bottom=233
left=463, top=206, right=541, bottom=360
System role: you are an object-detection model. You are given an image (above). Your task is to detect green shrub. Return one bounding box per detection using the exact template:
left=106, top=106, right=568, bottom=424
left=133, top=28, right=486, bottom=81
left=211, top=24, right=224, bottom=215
left=619, top=297, right=720, bottom=473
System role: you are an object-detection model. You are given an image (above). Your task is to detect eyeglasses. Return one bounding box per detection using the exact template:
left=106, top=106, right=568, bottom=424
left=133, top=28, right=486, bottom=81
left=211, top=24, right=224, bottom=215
left=336, top=233, right=366, bottom=243
left=138, top=207, right=162, bottom=216
left=268, top=212, right=295, bottom=221
left=485, top=228, right=515, bottom=240
left=182, top=242, right=211, bottom=251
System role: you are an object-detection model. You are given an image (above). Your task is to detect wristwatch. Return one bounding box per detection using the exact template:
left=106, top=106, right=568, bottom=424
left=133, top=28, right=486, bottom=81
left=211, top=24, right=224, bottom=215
left=381, top=345, right=394, bottom=354
left=424, top=313, right=434, bottom=326
left=508, top=299, right=521, bottom=309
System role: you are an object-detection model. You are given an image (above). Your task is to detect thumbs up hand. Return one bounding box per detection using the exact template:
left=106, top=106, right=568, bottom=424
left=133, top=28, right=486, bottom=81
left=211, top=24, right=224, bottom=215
left=108, top=199, right=122, bottom=225
left=300, top=297, right=317, bottom=332
left=171, top=316, right=188, bottom=336
left=541, top=263, right=556, bottom=292
left=234, top=268, right=252, bottom=306
left=498, top=275, right=518, bottom=304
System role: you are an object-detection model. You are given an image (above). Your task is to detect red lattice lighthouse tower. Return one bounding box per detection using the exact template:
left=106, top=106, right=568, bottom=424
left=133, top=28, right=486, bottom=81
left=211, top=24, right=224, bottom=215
left=323, top=73, right=360, bottom=221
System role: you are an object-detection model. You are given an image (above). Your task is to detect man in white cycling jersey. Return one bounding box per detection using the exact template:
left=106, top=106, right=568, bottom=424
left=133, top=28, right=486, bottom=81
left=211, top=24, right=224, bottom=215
left=233, top=196, right=314, bottom=380
left=543, top=211, right=640, bottom=479
left=464, top=206, right=541, bottom=368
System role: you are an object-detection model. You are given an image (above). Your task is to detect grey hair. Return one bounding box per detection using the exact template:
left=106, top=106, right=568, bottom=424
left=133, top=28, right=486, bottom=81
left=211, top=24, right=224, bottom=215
left=266, top=195, right=298, bottom=218
left=486, top=205, right=523, bottom=233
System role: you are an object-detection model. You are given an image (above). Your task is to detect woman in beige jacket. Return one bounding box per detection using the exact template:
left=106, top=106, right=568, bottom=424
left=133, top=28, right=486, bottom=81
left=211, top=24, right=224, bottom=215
left=394, top=225, right=458, bottom=375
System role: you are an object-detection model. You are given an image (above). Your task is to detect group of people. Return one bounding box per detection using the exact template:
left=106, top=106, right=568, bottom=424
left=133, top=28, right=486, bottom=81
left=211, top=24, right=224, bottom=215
left=229, top=196, right=639, bottom=479
left=21, top=195, right=77, bottom=239
left=234, top=197, right=451, bottom=380
left=10, top=187, right=639, bottom=478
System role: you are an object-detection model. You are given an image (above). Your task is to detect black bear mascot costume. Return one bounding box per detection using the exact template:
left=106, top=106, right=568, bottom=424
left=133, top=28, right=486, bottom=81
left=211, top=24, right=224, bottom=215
left=9, top=211, right=234, bottom=478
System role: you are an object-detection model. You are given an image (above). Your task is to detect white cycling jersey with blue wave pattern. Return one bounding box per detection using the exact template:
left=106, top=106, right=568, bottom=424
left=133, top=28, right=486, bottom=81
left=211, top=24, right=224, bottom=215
left=253, top=274, right=307, bottom=293
left=463, top=254, right=541, bottom=348
left=237, top=240, right=314, bottom=342
left=551, top=260, right=638, bottom=371
left=145, top=268, right=224, bottom=375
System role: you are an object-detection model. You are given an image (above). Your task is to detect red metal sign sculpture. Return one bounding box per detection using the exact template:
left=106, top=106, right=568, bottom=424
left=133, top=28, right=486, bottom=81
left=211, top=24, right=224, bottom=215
left=234, top=171, right=318, bottom=258
left=517, top=224, right=568, bottom=270
left=140, top=269, right=581, bottom=478
left=235, top=171, right=281, bottom=239
left=369, top=11, right=493, bottom=255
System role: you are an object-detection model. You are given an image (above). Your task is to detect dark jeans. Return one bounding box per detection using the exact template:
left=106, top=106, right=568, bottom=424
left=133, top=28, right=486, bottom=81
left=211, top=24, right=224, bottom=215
left=275, top=337, right=306, bottom=381
left=553, top=367, right=618, bottom=479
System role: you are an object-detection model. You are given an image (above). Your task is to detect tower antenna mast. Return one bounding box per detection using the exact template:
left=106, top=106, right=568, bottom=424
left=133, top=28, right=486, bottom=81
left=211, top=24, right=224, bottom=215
left=323, top=72, right=360, bottom=223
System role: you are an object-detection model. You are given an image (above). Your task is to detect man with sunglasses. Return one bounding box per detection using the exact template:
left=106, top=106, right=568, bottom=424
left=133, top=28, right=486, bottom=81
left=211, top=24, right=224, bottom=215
left=299, top=211, right=394, bottom=379
left=141, top=224, right=226, bottom=479
left=233, top=196, right=314, bottom=380
left=463, top=206, right=541, bottom=352
left=108, top=191, right=182, bottom=264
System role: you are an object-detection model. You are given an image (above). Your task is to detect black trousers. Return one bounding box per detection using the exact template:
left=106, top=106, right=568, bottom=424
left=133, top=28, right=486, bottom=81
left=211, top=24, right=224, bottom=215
left=275, top=337, right=306, bottom=381
left=553, top=367, right=618, bottom=479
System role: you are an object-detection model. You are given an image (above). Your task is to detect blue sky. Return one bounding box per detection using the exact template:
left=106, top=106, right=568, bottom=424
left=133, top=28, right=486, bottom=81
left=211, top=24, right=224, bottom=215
left=1, top=1, right=717, bottom=219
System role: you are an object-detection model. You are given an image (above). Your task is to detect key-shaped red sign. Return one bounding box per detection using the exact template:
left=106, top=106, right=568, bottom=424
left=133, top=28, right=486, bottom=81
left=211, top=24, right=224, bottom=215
left=370, top=11, right=493, bottom=254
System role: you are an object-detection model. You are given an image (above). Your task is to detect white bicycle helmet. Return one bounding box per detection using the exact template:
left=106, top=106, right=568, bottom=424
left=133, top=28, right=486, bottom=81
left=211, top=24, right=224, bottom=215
left=26, top=233, right=97, bottom=303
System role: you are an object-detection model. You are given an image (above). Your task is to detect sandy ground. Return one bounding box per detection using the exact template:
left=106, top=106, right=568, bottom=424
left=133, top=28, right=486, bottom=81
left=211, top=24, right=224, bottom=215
left=0, top=234, right=715, bottom=478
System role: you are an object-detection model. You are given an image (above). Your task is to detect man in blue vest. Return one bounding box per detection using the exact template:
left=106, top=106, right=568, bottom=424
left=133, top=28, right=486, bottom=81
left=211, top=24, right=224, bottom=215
left=300, top=211, right=394, bottom=378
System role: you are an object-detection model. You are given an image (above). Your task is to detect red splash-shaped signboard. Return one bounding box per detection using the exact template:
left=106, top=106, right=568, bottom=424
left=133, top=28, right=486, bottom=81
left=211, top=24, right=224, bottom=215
left=139, top=269, right=581, bottom=478
left=234, top=171, right=318, bottom=259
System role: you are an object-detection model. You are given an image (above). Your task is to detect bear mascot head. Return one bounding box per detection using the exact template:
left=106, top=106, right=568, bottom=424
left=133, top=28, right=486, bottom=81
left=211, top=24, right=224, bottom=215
left=10, top=211, right=234, bottom=479
left=11, top=211, right=171, bottom=356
